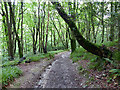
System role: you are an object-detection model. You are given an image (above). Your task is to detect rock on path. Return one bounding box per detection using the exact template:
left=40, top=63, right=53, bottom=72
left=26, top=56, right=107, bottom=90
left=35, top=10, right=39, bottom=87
left=35, top=51, right=84, bottom=88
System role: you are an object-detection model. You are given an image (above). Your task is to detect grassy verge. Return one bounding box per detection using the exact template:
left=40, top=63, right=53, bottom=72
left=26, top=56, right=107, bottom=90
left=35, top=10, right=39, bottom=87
left=1, top=50, right=65, bottom=87
left=70, top=47, right=97, bottom=63
left=2, top=50, right=64, bottom=67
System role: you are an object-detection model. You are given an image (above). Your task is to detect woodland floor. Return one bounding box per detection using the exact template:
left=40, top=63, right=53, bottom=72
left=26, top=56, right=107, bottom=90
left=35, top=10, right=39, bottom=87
left=7, top=51, right=119, bottom=88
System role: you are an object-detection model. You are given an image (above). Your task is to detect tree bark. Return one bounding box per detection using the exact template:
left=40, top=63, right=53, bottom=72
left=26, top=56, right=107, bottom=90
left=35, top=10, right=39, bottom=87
left=44, top=3, right=50, bottom=53
left=21, top=2, right=24, bottom=55
left=38, top=1, right=41, bottom=52
left=68, top=2, right=76, bottom=53
left=50, top=16, right=66, bottom=47
left=109, top=2, right=114, bottom=41
left=4, top=2, right=14, bottom=60
left=101, top=2, right=105, bottom=43
left=8, top=2, right=23, bottom=58
left=51, top=2, right=112, bottom=58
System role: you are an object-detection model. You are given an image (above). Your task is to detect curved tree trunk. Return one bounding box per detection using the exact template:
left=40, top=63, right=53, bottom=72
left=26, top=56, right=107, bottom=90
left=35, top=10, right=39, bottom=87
left=51, top=2, right=112, bottom=58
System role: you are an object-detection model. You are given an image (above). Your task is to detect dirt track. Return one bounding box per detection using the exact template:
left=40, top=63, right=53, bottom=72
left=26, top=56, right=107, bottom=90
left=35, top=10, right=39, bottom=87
left=35, top=51, right=87, bottom=88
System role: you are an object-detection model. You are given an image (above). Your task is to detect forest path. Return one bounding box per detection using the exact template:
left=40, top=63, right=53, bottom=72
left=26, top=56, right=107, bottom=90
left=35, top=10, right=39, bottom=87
left=35, top=51, right=86, bottom=88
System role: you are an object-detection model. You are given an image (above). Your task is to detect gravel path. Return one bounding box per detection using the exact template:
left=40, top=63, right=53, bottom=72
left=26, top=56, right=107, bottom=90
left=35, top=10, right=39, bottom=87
left=35, top=51, right=85, bottom=88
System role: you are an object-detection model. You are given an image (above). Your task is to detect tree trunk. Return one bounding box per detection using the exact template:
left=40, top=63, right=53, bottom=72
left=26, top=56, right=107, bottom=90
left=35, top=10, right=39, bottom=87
left=118, top=12, right=120, bottom=52
left=68, top=2, right=76, bottom=53
left=54, top=30, right=56, bottom=46
left=50, top=16, right=66, bottom=47
left=4, top=2, right=14, bottom=60
left=42, top=2, right=46, bottom=53
left=38, top=1, right=41, bottom=53
left=21, top=2, right=24, bottom=55
left=44, top=3, right=50, bottom=53
left=90, top=3, right=95, bottom=43
left=8, top=2, right=23, bottom=58
left=51, top=26, right=53, bottom=47
left=109, top=2, right=114, bottom=41
left=101, top=2, right=105, bottom=43
left=51, top=2, right=112, bottom=58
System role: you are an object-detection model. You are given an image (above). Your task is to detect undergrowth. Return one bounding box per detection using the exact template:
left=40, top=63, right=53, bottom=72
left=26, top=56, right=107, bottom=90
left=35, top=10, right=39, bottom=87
left=1, top=50, right=64, bottom=88
left=2, top=50, right=64, bottom=67
left=2, top=66, right=22, bottom=87
left=70, top=47, right=97, bottom=63
left=71, top=40, right=120, bottom=85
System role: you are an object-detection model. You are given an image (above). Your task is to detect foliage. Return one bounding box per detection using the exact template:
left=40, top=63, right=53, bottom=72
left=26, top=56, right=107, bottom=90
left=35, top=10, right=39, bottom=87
left=2, top=66, right=22, bottom=87
left=109, top=69, right=120, bottom=77
left=100, top=40, right=118, bottom=47
left=77, top=65, right=87, bottom=74
left=2, top=59, right=19, bottom=67
left=1, top=50, right=64, bottom=88
left=70, top=47, right=97, bottom=63
left=2, top=50, right=64, bottom=67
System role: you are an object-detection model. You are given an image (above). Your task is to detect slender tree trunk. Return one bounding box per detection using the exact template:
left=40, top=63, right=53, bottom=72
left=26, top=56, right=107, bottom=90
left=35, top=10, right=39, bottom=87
left=8, top=2, right=23, bottom=58
left=40, top=16, right=43, bottom=53
left=51, top=2, right=112, bottom=58
left=90, top=3, right=95, bottom=43
left=118, top=12, right=120, bottom=85
left=109, top=2, right=114, bottom=41
left=38, top=1, right=41, bottom=52
left=50, top=16, right=66, bottom=47
left=25, top=36, right=27, bottom=54
left=4, top=2, right=14, bottom=60
left=1, top=6, right=9, bottom=54
left=42, top=2, right=46, bottom=53
left=118, top=10, right=120, bottom=52
left=51, top=26, right=53, bottom=47
left=54, top=30, right=56, bottom=47
left=66, top=24, right=69, bottom=49
left=68, top=2, right=76, bottom=53
left=44, top=3, right=50, bottom=53
left=21, top=2, right=24, bottom=55
left=101, top=2, right=105, bottom=43
left=32, top=27, right=36, bottom=54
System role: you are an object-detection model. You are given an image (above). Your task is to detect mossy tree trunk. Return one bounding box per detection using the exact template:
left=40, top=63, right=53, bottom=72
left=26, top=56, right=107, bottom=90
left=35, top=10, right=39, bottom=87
left=109, top=2, right=114, bottom=41
left=68, top=2, right=76, bottom=53
left=101, top=2, right=105, bottom=43
left=51, top=2, right=112, bottom=58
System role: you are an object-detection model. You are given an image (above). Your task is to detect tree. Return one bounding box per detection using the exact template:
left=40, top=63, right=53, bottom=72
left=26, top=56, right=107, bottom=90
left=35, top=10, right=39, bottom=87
left=51, top=2, right=112, bottom=58
left=68, top=2, right=76, bottom=53
left=4, top=2, right=14, bottom=60
left=109, top=2, right=114, bottom=41
left=44, top=2, right=50, bottom=53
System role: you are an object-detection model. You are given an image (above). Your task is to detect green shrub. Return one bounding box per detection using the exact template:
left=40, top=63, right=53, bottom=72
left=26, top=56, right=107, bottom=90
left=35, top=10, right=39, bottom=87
left=2, top=66, right=22, bottom=87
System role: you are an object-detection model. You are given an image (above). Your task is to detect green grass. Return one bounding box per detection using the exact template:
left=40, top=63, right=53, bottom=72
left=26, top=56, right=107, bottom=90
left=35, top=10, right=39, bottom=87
left=2, top=66, right=22, bottom=87
left=70, top=47, right=97, bottom=63
left=2, top=50, right=65, bottom=67
left=27, top=50, right=64, bottom=62
left=98, top=39, right=118, bottom=47
left=2, top=59, right=19, bottom=67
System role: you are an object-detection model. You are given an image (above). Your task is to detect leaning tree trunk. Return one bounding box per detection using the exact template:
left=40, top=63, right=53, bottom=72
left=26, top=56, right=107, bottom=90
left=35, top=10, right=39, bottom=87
left=51, top=2, right=112, bottom=59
